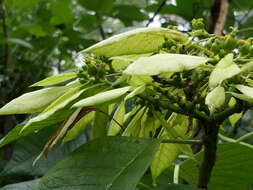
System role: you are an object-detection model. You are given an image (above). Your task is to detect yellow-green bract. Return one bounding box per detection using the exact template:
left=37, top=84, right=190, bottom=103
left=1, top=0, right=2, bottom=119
left=0, top=86, right=68, bottom=114
left=72, top=86, right=131, bottom=107
left=231, top=85, right=253, bottom=102
left=81, top=27, right=188, bottom=57
left=209, top=54, right=240, bottom=87
left=30, top=72, right=77, bottom=87
left=205, top=86, right=225, bottom=114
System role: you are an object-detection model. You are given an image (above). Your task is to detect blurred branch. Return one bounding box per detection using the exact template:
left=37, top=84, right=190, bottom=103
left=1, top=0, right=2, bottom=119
left=96, top=14, right=106, bottom=40
left=214, top=0, right=229, bottom=35
left=146, top=0, right=167, bottom=27
left=237, top=4, right=253, bottom=27
left=237, top=27, right=253, bottom=33
left=0, top=2, right=9, bottom=68
left=98, top=24, right=106, bottom=40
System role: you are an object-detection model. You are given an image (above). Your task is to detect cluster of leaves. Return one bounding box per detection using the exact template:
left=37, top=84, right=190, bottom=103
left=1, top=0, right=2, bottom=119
left=1, top=0, right=253, bottom=152
left=0, top=18, right=253, bottom=189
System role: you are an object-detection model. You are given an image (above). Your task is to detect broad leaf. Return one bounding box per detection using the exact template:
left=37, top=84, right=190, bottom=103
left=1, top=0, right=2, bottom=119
left=82, top=28, right=187, bottom=57
left=72, top=86, right=131, bottom=108
left=180, top=143, right=253, bottom=190
left=124, top=54, right=207, bottom=75
left=205, top=86, right=225, bottom=114
left=137, top=184, right=198, bottom=190
left=30, top=72, right=77, bottom=87
left=0, top=87, right=68, bottom=114
left=0, top=179, right=39, bottom=190
left=209, top=54, right=240, bottom=87
left=36, top=136, right=159, bottom=190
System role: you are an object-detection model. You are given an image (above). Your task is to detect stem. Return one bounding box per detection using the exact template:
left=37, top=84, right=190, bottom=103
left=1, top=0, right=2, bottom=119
left=236, top=131, right=253, bottom=142
left=161, top=139, right=202, bottom=145
left=198, top=121, right=219, bottom=189
left=189, top=43, right=214, bottom=57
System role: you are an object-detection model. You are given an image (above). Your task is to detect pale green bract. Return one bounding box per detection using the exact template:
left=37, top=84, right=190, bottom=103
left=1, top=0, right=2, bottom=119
left=108, top=101, right=125, bottom=136
left=209, top=54, right=240, bottom=87
left=230, top=92, right=253, bottom=102
left=205, top=86, right=225, bottom=114
left=123, top=53, right=208, bottom=75
left=30, top=72, right=77, bottom=87
left=0, top=87, right=68, bottom=114
left=20, top=85, right=88, bottom=133
left=72, top=86, right=131, bottom=108
left=122, top=107, right=147, bottom=137
left=81, top=27, right=187, bottom=57
left=64, top=112, right=94, bottom=142
left=110, top=53, right=151, bottom=71
left=229, top=112, right=243, bottom=127
left=151, top=113, right=193, bottom=182
left=235, top=85, right=253, bottom=99
left=125, top=85, right=145, bottom=100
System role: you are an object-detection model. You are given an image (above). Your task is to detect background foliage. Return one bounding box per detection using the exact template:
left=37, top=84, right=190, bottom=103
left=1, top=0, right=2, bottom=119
left=0, top=0, right=253, bottom=189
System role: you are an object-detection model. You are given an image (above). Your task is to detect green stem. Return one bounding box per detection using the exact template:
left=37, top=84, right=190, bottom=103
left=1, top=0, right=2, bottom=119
left=236, top=131, right=253, bottom=142
left=219, top=133, right=253, bottom=149
left=161, top=139, right=202, bottom=145
left=189, top=43, right=214, bottom=57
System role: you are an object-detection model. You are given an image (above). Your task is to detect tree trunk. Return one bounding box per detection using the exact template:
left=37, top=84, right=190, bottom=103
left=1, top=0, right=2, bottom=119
left=198, top=121, right=219, bottom=189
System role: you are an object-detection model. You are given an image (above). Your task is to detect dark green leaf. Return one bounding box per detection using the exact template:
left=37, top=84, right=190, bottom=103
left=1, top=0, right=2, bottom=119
left=0, top=126, right=87, bottom=176
left=180, top=143, right=253, bottom=190
left=0, top=179, right=39, bottom=190
left=36, top=136, right=159, bottom=190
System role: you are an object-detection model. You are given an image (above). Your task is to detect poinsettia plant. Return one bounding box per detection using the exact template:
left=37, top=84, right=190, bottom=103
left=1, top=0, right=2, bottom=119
left=1, top=19, right=253, bottom=190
